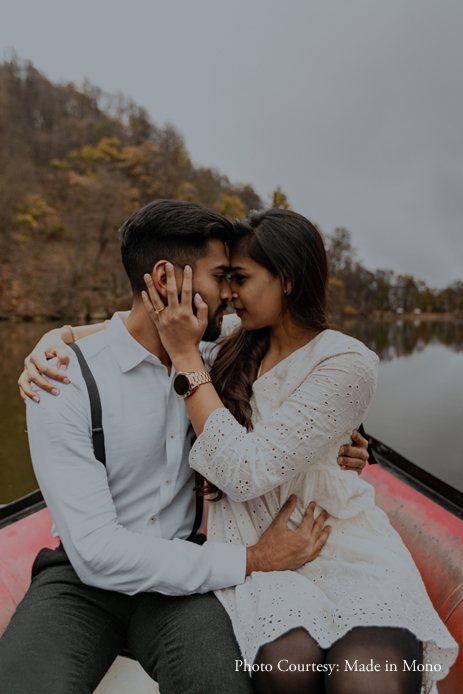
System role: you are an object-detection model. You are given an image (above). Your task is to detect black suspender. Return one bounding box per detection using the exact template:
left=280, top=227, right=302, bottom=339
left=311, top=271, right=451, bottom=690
left=69, top=343, right=106, bottom=466
left=186, top=480, right=204, bottom=542
left=69, top=342, right=204, bottom=540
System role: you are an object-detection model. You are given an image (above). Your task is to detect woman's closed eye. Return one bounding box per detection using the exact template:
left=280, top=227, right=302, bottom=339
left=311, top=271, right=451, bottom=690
left=231, top=273, right=246, bottom=284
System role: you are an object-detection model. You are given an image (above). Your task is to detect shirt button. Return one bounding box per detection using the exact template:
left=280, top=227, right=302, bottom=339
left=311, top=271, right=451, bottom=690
left=166, top=479, right=172, bottom=485
left=150, top=517, right=156, bottom=524
left=169, top=432, right=175, bottom=439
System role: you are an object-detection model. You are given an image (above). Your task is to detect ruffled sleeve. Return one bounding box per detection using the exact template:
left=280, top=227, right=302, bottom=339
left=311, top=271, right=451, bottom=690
left=189, top=349, right=378, bottom=502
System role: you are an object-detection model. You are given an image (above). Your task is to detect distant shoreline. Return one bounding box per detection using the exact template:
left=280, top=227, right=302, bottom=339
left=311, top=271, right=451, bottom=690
left=1, top=311, right=462, bottom=324
left=362, top=311, right=462, bottom=322
left=338, top=311, right=463, bottom=323
left=329, top=311, right=463, bottom=324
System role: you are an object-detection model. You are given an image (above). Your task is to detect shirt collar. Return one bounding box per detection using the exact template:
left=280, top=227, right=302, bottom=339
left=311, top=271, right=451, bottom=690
left=104, top=312, right=161, bottom=373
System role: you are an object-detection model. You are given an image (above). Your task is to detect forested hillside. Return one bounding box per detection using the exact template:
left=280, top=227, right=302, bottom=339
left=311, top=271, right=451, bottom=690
left=0, top=56, right=262, bottom=319
left=0, top=56, right=461, bottom=320
left=325, top=228, right=463, bottom=317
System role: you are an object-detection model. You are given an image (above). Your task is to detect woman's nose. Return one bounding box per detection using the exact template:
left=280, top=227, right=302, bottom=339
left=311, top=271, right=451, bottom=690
left=220, top=284, right=233, bottom=301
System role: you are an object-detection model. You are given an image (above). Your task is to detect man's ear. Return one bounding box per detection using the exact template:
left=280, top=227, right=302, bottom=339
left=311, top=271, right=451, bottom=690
left=151, top=260, right=169, bottom=298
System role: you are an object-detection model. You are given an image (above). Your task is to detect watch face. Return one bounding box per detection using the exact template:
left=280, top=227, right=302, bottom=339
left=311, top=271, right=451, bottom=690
left=174, top=373, right=190, bottom=397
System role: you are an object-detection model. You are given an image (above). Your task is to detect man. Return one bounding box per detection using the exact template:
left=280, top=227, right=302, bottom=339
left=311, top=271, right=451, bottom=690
left=5, top=200, right=368, bottom=694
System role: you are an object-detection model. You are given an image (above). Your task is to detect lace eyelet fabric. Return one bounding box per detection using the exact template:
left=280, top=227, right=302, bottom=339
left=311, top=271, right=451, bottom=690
left=190, top=330, right=458, bottom=692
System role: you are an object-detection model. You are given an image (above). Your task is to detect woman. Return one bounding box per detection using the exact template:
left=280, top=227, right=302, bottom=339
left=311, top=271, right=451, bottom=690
left=140, top=208, right=457, bottom=694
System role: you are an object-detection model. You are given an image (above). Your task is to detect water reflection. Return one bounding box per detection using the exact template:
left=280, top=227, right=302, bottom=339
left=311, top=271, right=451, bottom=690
left=339, top=319, right=463, bottom=361
left=0, top=322, right=56, bottom=504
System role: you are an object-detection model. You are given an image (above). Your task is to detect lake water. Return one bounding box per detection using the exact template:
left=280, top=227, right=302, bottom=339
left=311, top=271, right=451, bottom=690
left=0, top=318, right=462, bottom=505
left=340, top=319, right=463, bottom=492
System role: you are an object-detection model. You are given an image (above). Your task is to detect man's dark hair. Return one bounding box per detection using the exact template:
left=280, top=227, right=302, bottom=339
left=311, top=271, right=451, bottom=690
left=119, top=200, right=234, bottom=293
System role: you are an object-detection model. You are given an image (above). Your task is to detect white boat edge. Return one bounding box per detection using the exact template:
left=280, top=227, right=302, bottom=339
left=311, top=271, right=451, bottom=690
left=94, top=655, right=159, bottom=694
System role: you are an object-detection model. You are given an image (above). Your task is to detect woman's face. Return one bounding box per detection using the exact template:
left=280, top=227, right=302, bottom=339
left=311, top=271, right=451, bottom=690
left=229, top=251, right=284, bottom=330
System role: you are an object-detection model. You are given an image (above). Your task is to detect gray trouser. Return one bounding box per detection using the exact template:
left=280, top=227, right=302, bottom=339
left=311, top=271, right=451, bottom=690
left=0, top=544, right=254, bottom=694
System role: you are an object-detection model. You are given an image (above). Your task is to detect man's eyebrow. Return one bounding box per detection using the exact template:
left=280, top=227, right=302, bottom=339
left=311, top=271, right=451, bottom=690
left=212, top=264, right=232, bottom=272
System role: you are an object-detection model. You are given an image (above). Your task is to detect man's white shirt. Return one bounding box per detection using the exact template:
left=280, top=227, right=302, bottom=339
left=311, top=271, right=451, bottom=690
left=26, top=312, right=245, bottom=595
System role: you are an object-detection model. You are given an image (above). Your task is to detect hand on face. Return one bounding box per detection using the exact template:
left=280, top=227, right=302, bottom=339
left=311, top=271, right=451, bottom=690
left=142, top=263, right=210, bottom=365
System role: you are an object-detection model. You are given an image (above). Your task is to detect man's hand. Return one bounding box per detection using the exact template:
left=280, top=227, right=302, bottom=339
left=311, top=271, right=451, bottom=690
left=18, top=328, right=72, bottom=402
left=245, top=496, right=331, bottom=575
left=337, top=429, right=369, bottom=474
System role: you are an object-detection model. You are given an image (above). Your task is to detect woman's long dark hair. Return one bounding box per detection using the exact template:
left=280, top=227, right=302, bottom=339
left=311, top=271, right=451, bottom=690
left=198, top=208, right=329, bottom=500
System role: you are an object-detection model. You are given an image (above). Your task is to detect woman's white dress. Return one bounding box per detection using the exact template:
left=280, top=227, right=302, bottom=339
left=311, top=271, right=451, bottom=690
left=191, top=328, right=458, bottom=693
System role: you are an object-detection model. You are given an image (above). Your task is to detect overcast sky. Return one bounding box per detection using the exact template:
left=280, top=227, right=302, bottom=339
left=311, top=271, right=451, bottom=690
left=2, top=0, right=462, bottom=287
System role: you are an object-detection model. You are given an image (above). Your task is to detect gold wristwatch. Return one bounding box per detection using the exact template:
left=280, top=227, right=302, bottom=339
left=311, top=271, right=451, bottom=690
left=173, top=371, right=212, bottom=398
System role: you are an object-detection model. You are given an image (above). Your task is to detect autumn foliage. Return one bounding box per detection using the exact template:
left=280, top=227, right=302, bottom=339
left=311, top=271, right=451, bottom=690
left=0, top=56, right=262, bottom=320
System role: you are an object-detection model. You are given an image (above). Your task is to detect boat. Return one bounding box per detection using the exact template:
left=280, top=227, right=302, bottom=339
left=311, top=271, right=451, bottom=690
left=1, top=437, right=462, bottom=693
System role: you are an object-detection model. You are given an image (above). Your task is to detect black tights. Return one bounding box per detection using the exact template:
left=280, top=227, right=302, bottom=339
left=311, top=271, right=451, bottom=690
left=252, top=626, right=423, bottom=694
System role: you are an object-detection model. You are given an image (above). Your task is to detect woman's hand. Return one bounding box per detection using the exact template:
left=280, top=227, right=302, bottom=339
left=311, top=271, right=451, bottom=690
left=18, top=322, right=109, bottom=402
left=337, top=429, right=369, bottom=474
left=142, top=263, right=208, bottom=367
left=18, top=328, right=73, bottom=402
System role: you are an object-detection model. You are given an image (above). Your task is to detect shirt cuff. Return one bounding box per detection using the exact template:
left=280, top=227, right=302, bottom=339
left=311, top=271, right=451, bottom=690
left=204, top=540, right=247, bottom=589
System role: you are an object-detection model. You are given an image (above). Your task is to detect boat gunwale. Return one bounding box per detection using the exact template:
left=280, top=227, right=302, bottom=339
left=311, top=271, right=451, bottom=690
left=367, top=435, right=463, bottom=520
left=0, top=490, right=45, bottom=529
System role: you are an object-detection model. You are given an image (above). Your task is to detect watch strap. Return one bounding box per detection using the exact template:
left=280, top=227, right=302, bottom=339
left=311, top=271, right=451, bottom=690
left=188, top=371, right=212, bottom=389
